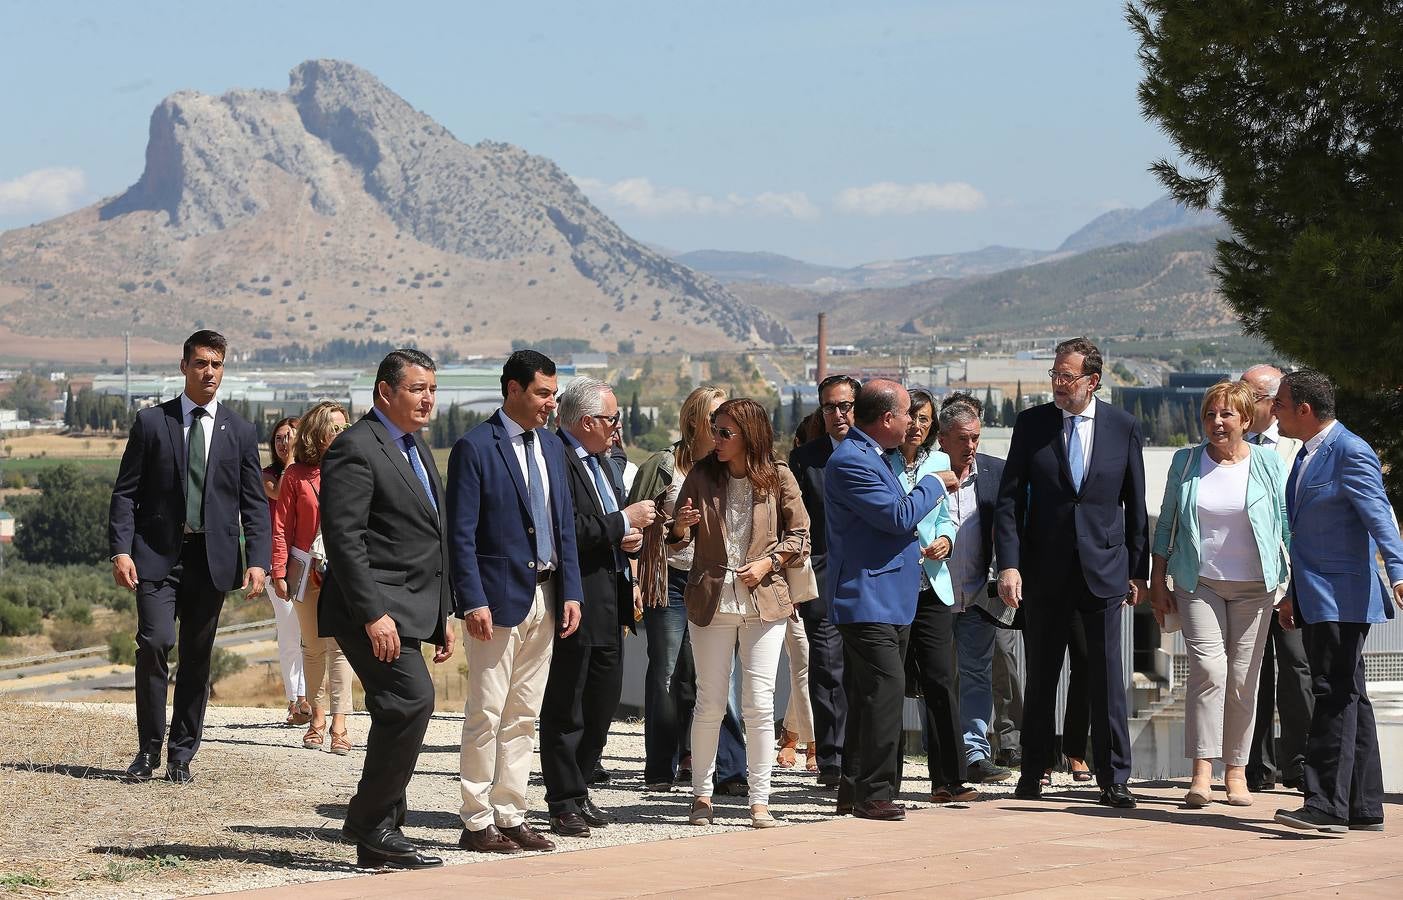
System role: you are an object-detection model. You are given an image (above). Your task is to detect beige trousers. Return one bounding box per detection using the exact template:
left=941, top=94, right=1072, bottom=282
left=459, top=584, right=556, bottom=831
left=782, top=615, right=815, bottom=743
left=1176, top=576, right=1274, bottom=765
left=292, top=582, right=354, bottom=715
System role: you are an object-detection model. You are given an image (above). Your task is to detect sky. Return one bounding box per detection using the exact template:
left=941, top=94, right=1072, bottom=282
left=0, top=1, right=1179, bottom=267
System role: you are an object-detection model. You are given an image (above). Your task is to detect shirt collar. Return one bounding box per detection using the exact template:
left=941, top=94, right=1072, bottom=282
left=829, top=434, right=843, bottom=450
left=1304, top=419, right=1337, bottom=454
left=1062, top=397, right=1098, bottom=420
left=371, top=406, right=409, bottom=446
left=560, top=428, right=590, bottom=458
left=180, top=393, right=218, bottom=421
left=498, top=407, right=533, bottom=442
left=1248, top=420, right=1281, bottom=445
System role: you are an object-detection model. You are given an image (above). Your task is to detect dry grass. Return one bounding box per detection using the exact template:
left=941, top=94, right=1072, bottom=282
left=0, top=433, right=127, bottom=459
left=0, top=700, right=362, bottom=896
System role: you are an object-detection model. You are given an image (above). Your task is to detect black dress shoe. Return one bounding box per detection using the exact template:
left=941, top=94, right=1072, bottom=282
left=967, top=758, right=1013, bottom=784
left=1013, top=775, right=1043, bottom=799
left=356, top=828, right=442, bottom=869
left=1349, top=816, right=1384, bottom=832
left=1274, top=806, right=1347, bottom=834
left=459, top=825, right=522, bottom=853
left=125, top=751, right=159, bottom=783
left=580, top=798, right=614, bottom=827
left=817, top=768, right=842, bottom=788
left=500, top=823, right=556, bottom=851
left=853, top=800, right=906, bottom=821
left=716, top=778, right=749, bottom=796
left=995, top=750, right=1023, bottom=769
left=587, top=765, right=611, bottom=784
left=549, top=812, right=591, bottom=837
left=1098, top=784, right=1137, bottom=809
left=165, top=761, right=194, bottom=785
left=834, top=800, right=854, bottom=816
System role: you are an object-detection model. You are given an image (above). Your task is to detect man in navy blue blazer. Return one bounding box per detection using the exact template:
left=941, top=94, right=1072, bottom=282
left=108, top=330, right=269, bottom=786
left=995, top=337, right=1148, bottom=809
left=1271, top=370, right=1403, bottom=834
left=824, top=379, right=948, bottom=821
left=448, top=350, right=583, bottom=855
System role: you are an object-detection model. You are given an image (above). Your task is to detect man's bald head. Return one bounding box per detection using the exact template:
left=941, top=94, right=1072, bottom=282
left=854, top=379, right=913, bottom=449
left=1242, top=364, right=1284, bottom=433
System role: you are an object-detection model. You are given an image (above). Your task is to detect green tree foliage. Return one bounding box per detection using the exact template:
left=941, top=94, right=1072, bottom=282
left=1, top=372, right=53, bottom=420
left=1130, top=0, right=1403, bottom=497
left=65, top=387, right=134, bottom=433
left=12, top=465, right=110, bottom=566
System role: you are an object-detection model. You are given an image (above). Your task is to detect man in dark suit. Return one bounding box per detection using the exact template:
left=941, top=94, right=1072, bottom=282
left=541, top=376, right=656, bottom=838
left=996, top=337, right=1148, bottom=809
left=109, top=330, right=269, bottom=786
left=319, top=348, right=455, bottom=869
left=825, top=379, right=948, bottom=821
left=788, top=373, right=861, bottom=787
left=936, top=393, right=1015, bottom=785
left=449, top=350, right=583, bottom=855
left=1271, top=370, right=1403, bottom=834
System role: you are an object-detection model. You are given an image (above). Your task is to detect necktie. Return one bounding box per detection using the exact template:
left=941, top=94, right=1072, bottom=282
left=1065, top=415, right=1085, bottom=492
left=522, top=430, right=555, bottom=567
left=587, top=455, right=620, bottom=514
left=1254, top=433, right=1271, bottom=446
left=400, top=434, right=437, bottom=512
left=186, top=407, right=207, bottom=532
left=1286, top=445, right=1307, bottom=518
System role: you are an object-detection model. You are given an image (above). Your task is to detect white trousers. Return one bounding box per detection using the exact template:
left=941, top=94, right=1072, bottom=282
left=267, top=592, right=304, bottom=701
left=459, top=586, right=555, bottom=831
left=782, top=615, right=815, bottom=743
left=689, top=611, right=786, bottom=805
left=1177, top=577, right=1274, bottom=765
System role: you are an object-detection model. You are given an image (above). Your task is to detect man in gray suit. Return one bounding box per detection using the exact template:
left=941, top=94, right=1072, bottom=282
left=1241, top=364, right=1311, bottom=793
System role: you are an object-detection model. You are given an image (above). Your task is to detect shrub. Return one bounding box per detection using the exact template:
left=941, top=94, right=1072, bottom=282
left=208, top=647, right=247, bottom=695
left=0, top=600, right=42, bottom=636
left=49, top=618, right=94, bottom=652
left=107, top=630, right=137, bottom=665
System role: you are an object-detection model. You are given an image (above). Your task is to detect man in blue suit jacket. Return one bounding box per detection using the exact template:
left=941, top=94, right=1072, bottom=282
left=995, top=337, right=1149, bottom=809
left=1271, top=370, right=1403, bottom=834
left=448, top=350, right=583, bottom=854
left=824, top=379, right=947, bottom=821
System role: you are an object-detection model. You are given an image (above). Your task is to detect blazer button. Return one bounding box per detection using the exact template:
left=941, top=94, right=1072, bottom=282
left=528, top=526, right=535, bottom=535
left=528, top=561, right=536, bottom=569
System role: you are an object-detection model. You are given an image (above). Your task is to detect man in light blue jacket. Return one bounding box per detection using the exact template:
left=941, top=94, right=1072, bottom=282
left=1270, top=370, right=1403, bottom=835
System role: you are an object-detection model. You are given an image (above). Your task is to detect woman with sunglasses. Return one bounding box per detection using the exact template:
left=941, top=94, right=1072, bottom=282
left=263, top=416, right=309, bottom=727
left=271, top=401, right=357, bottom=754
left=668, top=398, right=811, bottom=828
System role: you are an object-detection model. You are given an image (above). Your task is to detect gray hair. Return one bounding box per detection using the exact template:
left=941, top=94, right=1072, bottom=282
left=557, top=376, right=613, bottom=427
left=1241, top=364, right=1283, bottom=396
left=938, top=400, right=981, bottom=434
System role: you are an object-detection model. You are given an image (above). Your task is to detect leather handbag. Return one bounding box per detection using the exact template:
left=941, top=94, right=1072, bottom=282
left=782, top=558, right=819, bottom=604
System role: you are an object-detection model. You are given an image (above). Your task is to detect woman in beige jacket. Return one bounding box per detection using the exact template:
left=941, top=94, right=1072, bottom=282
left=668, top=398, right=810, bottom=828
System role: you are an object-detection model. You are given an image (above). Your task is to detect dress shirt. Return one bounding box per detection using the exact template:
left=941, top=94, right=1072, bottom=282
left=498, top=407, right=557, bottom=570
left=946, top=459, right=986, bottom=611
left=1061, top=396, right=1097, bottom=468
left=180, top=394, right=218, bottom=466
left=1246, top=420, right=1281, bottom=446
left=562, top=430, right=615, bottom=515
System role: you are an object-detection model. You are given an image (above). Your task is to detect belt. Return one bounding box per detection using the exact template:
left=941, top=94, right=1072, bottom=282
left=535, top=570, right=554, bottom=585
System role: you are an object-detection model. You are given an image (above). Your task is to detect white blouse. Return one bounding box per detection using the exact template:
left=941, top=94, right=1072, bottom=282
left=1196, top=452, right=1263, bottom=583
left=718, top=473, right=757, bottom=616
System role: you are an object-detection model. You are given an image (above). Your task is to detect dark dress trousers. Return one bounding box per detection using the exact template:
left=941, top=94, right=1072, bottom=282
left=109, top=396, right=270, bottom=764
left=788, top=435, right=847, bottom=778
left=541, top=436, right=634, bottom=815
left=1247, top=614, right=1313, bottom=787
left=994, top=401, right=1149, bottom=788
left=319, top=412, right=453, bottom=840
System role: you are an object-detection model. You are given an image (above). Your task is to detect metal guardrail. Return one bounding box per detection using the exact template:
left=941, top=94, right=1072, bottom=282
left=0, top=618, right=275, bottom=672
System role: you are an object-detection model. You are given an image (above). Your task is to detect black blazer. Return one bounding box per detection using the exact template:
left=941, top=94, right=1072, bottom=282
left=789, top=435, right=836, bottom=614
left=557, top=430, right=634, bottom=646
left=318, top=412, right=452, bottom=644
left=108, top=396, right=270, bottom=591
left=994, top=401, right=1149, bottom=601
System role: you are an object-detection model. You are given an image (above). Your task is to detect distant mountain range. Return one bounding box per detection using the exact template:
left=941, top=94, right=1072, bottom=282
left=674, top=195, right=1224, bottom=291
left=0, top=60, right=789, bottom=359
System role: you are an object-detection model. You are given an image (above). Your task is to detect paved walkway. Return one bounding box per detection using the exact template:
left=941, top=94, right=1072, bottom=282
left=220, top=785, right=1402, bottom=899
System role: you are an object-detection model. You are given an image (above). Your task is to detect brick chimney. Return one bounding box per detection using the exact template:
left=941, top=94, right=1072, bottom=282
left=816, top=312, right=828, bottom=384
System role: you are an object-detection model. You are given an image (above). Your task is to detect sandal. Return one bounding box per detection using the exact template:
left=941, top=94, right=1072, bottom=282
left=286, top=700, right=312, bottom=727
left=776, top=729, right=798, bottom=768
left=330, top=729, right=352, bottom=756
left=1068, top=757, right=1093, bottom=783
left=303, top=722, right=326, bottom=750
left=805, top=744, right=818, bottom=773
left=1040, top=769, right=1052, bottom=787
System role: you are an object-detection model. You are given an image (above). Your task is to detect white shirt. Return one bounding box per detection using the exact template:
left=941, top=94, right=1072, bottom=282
left=1247, top=421, right=1281, bottom=446
left=499, top=408, right=557, bottom=569
left=563, top=430, right=611, bottom=514
left=180, top=394, right=218, bottom=466
left=1196, top=451, right=1262, bottom=582
left=1292, top=419, right=1338, bottom=505
left=1062, top=397, right=1097, bottom=470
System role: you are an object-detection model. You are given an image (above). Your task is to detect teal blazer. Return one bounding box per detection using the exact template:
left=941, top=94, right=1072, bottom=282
left=887, top=448, right=957, bottom=605
left=1151, top=442, right=1290, bottom=594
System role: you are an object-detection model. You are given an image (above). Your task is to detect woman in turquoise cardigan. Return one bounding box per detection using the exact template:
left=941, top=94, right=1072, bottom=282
left=1150, top=381, right=1291, bottom=809
left=887, top=389, right=971, bottom=802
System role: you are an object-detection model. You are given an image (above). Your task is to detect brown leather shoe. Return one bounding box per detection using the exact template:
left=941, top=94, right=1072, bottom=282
left=499, top=823, right=556, bottom=852
left=853, top=800, right=906, bottom=821
left=458, top=825, right=521, bottom=854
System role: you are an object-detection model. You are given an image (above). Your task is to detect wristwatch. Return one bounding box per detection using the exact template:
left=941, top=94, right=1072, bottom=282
left=769, top=552, right=781, bottom=572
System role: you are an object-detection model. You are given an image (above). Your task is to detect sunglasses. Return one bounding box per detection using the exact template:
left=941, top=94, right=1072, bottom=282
left=591, top=412, right=622, bottom=427
left=711, top=425, right=738, bottom=441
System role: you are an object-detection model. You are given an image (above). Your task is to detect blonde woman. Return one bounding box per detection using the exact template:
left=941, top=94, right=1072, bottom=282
left=272, top=401, right=356, bottom=754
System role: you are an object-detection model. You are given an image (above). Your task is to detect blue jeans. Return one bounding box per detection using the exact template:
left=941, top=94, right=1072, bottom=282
left=954, top=609, right=996, bottom=765
left=642, top=568, right=746, bottom=785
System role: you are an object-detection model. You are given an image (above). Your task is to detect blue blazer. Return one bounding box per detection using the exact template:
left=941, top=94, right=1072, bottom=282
left=886, top=448, right=957, bottom=604
left=446, top=410, right=583, bottom=627
left=823, top=427, right=946, bottom=626
left=1288, top=423, right=1403, bottom=625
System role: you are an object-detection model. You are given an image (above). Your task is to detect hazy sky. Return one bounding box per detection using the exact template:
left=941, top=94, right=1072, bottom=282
left=1, top=1, right=1177, bottom=266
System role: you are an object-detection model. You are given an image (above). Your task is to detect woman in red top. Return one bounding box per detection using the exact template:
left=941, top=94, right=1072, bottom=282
left=272, top=401, right=355, bottom=753
left=263, top=417, right=310, bottom=727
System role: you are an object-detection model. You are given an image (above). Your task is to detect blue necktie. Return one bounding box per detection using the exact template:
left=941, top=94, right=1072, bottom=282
left=400, top=433, right=437, bottom=512
left=1286, top=445, right=1307, bottom=519
left=522, top=430, right=555, bottom=567
left=1065, top=415, right=1085, bottom=492
left=587, top=454, right=620, bottom=514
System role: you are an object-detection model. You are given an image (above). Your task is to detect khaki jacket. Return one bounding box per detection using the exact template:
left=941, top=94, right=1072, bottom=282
left=670, top=461, right=810, bottom=626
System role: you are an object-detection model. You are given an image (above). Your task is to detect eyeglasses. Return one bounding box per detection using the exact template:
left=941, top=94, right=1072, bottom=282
left=711, top=426, right=738, bottom=441
left=590, top=413, right=622, bottom=427
left=1048, top=370, right=1091, bottom=385
left=820, top=401, right=855, bottom=416
left=331, top=423, right=349, bottom=433
left=1252, top=393, right=1272, bottom=403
